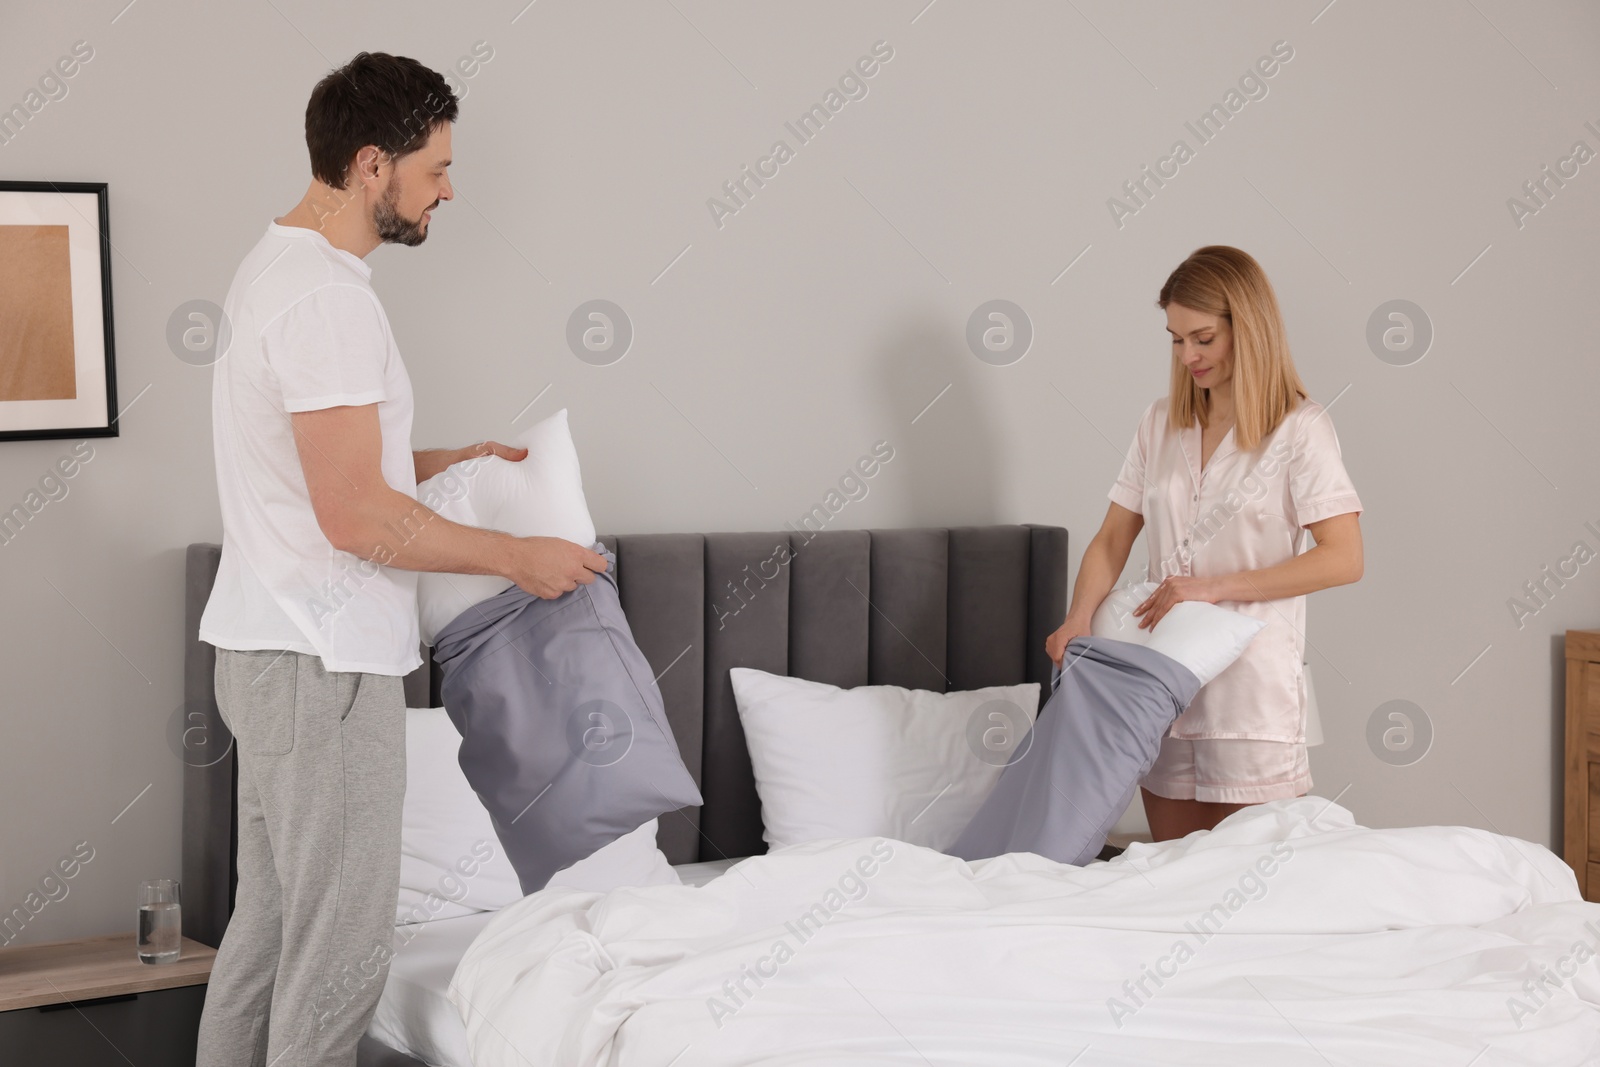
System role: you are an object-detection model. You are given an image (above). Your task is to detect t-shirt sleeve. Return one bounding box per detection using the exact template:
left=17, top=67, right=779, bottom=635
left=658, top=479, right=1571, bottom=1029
left=1107, top=400, right=1156, bottom=514
left=1288, top=404, right=1363, bottom=527
left=263, top=285, right=391, bottom=413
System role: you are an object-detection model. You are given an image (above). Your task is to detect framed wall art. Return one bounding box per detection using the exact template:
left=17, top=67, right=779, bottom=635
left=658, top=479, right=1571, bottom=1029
left=0, top=180, right=118, bottom=441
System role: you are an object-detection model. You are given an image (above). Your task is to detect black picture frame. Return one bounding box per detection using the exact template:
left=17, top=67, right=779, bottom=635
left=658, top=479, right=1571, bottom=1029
left=0, top=180, right=118, bottom=442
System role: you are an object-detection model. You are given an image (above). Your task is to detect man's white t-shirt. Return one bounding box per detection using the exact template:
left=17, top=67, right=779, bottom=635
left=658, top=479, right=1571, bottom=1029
left=198, top=222, right=423, bottom=676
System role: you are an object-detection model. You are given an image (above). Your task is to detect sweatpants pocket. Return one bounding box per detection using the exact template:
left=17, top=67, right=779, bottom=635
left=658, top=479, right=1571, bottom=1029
left=220, top=649, right=298, bottom=756
left=333, top=668, right=400, bottom=728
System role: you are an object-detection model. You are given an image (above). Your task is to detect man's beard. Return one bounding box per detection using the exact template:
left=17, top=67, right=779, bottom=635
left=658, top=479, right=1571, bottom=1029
left=373, top=177, right=435, bottom=247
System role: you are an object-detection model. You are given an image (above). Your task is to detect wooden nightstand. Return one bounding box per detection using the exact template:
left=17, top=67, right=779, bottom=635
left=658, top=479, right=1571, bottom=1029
left=1565, top=629, right=1600, bottom=903
left=0, top=933, right=216, bottom=1065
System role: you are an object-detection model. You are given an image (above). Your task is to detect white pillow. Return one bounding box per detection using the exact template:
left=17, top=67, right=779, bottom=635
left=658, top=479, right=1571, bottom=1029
left=396, top=708, right=524, bottom=923
left=544, top=819, right=680, bottom=893
left=396, top=707, right=677, bottom=924
left=1089, top=581, right=1266, bottom=686
left=728, top=668, right=1040, bottom=852
left=414, top=408, right=598, bottom=645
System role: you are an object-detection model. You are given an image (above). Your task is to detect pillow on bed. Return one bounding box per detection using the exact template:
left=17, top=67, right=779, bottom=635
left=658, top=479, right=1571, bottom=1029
left=413, top=408, right=598, bottom=645
left=1089, top=581, right=1266, bottom=686
left=728, top=669, right=1040, bottom=852
left=397, top=707, right=677, bottom=924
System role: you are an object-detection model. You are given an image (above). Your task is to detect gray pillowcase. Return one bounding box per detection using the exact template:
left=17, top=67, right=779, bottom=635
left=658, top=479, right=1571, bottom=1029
left=947, top=636, right=1201, bottom=867
left=431, top=545, right=703, bottom=893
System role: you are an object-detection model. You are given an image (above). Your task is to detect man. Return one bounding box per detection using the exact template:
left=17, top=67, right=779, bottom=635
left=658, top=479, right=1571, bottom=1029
left=195, top=52, right=605, bottom=1067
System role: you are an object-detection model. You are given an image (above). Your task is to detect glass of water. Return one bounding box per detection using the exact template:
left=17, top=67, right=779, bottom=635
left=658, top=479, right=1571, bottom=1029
left=137, top=879, right=182, bottom=964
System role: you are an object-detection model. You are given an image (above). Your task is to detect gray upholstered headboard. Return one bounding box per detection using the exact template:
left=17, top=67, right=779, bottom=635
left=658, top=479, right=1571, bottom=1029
left=181, top=525, right=1067, bottom=948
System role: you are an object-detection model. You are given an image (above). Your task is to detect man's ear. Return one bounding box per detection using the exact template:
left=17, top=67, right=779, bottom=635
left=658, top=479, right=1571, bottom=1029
left=352, top=144, right=389, bottom=188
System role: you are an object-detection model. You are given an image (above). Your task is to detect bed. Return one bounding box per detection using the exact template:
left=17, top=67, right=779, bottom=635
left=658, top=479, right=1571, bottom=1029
left=181, top=526, right=1600, bottom=1066
left=182, top=525, right=1069, bottom=1066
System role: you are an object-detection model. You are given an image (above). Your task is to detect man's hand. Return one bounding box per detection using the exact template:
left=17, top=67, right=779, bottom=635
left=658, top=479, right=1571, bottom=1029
left=503, top=537, right=608, bottom=599
left=463, top=440, right=529, bottom=462
left=414, top=441, right=528, bottom=484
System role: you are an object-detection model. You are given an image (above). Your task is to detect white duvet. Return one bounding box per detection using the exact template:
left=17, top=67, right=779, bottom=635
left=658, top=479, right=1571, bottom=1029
left=448, top=799, right=1600, bottom=1066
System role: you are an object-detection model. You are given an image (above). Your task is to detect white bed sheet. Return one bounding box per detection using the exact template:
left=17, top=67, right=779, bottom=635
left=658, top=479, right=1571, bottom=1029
left=367, top=857, right=741, bottom=1066
left=448, top=798, right=1600, bottom=1067
left=368, top=911, right=493, bottom=1067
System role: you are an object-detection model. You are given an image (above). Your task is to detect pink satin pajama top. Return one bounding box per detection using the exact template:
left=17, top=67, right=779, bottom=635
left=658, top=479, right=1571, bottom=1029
left=1107, top=396, right=1362, bottom=742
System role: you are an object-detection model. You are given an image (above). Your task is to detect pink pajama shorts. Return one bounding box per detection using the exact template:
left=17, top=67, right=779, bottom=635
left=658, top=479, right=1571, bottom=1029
left=1140, top=733, right=1311, bottom=804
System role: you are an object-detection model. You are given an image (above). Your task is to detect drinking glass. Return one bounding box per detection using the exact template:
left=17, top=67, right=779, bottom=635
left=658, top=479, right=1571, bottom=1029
left=137, top=879, right=181, bottom=964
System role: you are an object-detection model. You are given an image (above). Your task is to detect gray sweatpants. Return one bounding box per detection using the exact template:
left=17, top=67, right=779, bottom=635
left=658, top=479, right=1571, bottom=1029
left=196, top=648, right=406, bottom=1067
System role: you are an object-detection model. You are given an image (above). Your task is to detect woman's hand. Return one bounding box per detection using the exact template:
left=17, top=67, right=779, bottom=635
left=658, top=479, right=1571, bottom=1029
left=1132, top=575, right=1220, bottom=630
left=1045, top=613, right=1093, bottom=666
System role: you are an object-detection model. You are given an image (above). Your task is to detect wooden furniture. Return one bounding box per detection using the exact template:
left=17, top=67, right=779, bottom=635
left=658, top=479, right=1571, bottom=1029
left=1564, top=629, right=1600, bottom=903
left=0, top=933, right=215, bottom=1065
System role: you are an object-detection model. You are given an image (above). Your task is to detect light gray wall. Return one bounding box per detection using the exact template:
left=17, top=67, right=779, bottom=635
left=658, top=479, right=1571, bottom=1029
left=2, top=0, right=1596, bottom=945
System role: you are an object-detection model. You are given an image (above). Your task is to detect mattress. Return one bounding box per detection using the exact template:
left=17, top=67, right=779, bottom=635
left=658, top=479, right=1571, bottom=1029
left=367, top=857, right=741, bottom=1067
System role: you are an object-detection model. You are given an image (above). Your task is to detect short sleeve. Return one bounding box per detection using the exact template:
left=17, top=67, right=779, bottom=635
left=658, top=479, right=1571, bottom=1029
left=1107, top=400, right=1156, bottom=514
left=1287, top=403, right=1362, bottom=527
left=264, top=285, right=390, bottom=413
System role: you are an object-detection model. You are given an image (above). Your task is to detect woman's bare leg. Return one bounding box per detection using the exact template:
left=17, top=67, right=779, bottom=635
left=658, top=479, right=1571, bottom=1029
left=1140, top=788, right=1312, bottom=841
left=1140, top=788, right=1251, bottom=841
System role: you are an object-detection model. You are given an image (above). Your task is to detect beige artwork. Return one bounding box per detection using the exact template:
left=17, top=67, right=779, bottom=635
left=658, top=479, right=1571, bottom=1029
left=0, top=224, right=78, bottom=401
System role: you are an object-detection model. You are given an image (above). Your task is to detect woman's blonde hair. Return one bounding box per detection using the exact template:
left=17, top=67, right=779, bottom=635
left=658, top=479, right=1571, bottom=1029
left=1158, top=245, right=1306, bottom=451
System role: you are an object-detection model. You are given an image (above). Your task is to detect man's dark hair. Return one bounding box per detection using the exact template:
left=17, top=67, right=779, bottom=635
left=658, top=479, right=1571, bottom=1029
left=305, top=52, right=459, bottom=189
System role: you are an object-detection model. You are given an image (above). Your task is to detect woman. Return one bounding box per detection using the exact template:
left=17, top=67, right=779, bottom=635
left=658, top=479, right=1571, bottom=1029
left=1046, top=245, right=1363, bottom=842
